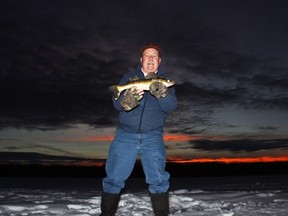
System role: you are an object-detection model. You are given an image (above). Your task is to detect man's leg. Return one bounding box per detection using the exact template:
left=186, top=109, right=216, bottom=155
left=101, top=129, right=139, bottom=215
left=99, top=192, right=120, bottom=216
left=150, top=192, right=169, bottom=216
left=140, top=131, right=170, bottom=215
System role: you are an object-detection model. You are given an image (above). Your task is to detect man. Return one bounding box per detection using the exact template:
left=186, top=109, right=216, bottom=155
left=100, top=43, right=178, bottom=216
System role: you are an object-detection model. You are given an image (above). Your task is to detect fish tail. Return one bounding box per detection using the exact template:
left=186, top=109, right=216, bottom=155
left=108, top=85, right=121, bottom=100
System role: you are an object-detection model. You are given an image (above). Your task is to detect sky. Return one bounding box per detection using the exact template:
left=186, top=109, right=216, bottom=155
left=0, top=0, right=288, bottom=166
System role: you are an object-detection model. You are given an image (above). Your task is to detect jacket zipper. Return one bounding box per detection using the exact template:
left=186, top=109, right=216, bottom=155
left=138, top=93, right=147, bottom=132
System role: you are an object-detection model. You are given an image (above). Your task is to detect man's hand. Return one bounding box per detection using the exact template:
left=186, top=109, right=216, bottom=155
left=149, top=81, right=168, bottom=99
left=121, top=87, right=144, bottom=111
left=145, top=72, right=157, bottom=79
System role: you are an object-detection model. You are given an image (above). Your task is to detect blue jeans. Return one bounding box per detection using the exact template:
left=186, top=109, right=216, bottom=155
left=103, top=128, right=170, bottom=194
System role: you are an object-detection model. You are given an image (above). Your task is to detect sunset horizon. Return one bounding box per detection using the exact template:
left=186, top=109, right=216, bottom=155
left=1, top=150, right=288, bottom=166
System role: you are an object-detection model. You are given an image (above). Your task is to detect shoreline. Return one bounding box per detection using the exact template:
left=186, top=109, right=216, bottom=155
left=1, top=174, right=288, bottom=192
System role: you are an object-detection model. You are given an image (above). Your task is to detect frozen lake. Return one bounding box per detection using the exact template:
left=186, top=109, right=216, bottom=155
left=1, top=175, right=288, bottom=215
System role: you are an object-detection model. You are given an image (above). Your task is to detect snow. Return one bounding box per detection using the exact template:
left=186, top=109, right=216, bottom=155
left=0, top=175, right=288, bottom=216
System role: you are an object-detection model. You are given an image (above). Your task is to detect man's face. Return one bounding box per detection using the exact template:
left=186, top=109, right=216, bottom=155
left=140, top=48, right=161, bottom=73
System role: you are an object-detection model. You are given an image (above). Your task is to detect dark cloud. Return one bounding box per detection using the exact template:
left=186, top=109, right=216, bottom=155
left=166, top=142, right=193, bottom=151
left=0, top=152, right=102, bottom=164
left=257, top=126, right=278, bottom=133
left=0, top=138, right=85, bottom=158
left=191, top=139, right=288, bottom=153
left=0, top=0, right=288, bottom=136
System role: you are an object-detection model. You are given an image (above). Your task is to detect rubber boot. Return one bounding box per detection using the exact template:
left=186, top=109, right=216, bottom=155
left=99, top=192, right=120, bottom=216
left=150, top=192, right=169, bottom=216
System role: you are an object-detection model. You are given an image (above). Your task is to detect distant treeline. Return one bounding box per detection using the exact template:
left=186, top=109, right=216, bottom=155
left=1, top=162, right=288, bottom=177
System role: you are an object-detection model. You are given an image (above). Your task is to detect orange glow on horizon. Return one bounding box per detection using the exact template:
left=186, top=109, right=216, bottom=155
left=39, top=161, right=105, bottom=167
left=163, top=134, right=227, bottom=141
left=163, top=134, right=197, bottom=141
left=62, top=133, right=222, bottom=142
left=52, top=156, right=288, bottom=166
left=4, top=156, right=288, bottom=167
left=68, top=161, right=105, bottom=167
left=63, top=136, right=114, bottom=142
left=168, top=156, right=288, bottom=164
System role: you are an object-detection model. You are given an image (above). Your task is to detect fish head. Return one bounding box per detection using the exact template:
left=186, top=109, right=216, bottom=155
left=158, top=78, right=175, bottom=87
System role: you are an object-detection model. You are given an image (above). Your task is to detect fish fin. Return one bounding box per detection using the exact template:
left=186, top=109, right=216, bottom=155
left=108, top=85, right=120, bottom=100
left=128, top=75, right=140, bottom=82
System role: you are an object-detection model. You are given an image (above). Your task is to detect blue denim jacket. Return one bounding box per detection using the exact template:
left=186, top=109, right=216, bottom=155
left=112, top=66, right=178, bottom=133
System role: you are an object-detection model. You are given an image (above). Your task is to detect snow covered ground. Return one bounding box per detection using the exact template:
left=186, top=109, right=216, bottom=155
left=0, top=175, right=288, bottom=216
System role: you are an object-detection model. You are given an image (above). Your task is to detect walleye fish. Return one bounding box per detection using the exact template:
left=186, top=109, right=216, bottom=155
left=108, top=77, right=175, bottom=100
